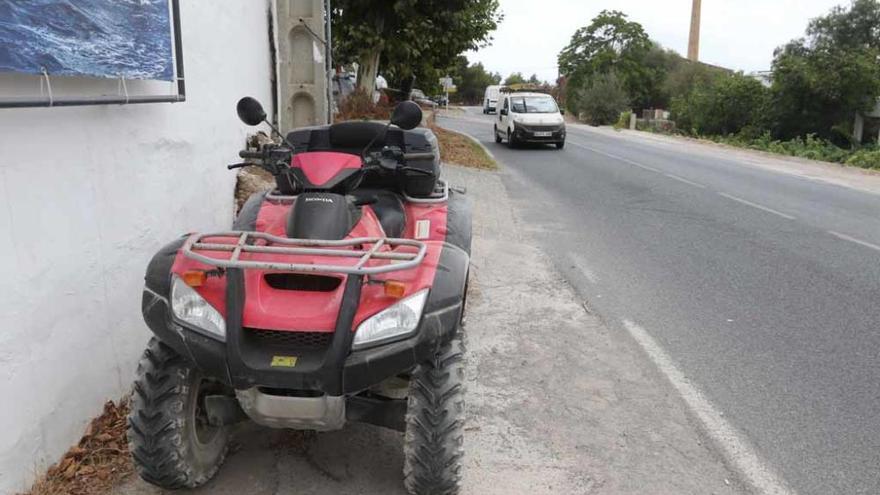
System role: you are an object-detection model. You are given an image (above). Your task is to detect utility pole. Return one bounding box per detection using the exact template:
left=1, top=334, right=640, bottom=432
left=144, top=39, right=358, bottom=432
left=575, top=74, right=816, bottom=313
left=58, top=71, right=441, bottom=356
left=688, top=0, right=702, bottom=61
left=276, top=0, right=330, bottom=130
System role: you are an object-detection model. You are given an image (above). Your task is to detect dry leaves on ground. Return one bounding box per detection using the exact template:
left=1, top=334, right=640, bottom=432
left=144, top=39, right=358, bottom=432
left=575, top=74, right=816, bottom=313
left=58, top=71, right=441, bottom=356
left=429, top=124, right=498, bottom=170
left=23, top=399, right=134, bottom=495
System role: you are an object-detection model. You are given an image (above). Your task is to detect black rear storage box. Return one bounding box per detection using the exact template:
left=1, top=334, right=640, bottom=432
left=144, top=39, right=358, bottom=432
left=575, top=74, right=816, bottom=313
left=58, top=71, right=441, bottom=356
left=400, top=127, right=440, bottom=197
left=285, top=123, right=441, bottom=197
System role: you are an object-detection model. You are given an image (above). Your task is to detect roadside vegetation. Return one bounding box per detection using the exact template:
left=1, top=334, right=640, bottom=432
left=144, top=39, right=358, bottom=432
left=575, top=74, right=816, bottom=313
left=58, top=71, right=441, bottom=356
left=558, top=1, right=880, bottom=169
left=429, top=124, right=498, bottom=170
left=332, top=0, right=502, bottom=97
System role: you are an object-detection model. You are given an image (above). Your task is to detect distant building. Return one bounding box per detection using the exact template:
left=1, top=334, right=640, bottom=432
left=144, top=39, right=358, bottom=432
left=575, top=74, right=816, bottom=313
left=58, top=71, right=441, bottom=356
left=854, top=98, right=880, bottom=144
left=747, top=71, right=773, bottom=88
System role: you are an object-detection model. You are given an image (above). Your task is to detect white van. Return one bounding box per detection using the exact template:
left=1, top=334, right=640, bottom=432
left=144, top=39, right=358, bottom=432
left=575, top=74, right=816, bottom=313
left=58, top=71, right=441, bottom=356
left=493, top=91, right=566, bottom=149
left=483, top=85, right=501, bottom=114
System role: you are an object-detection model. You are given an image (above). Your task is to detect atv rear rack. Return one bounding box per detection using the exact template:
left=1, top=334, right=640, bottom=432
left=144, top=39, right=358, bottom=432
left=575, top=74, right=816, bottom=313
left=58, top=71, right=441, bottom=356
left=182, top=232, right=427, bottom=275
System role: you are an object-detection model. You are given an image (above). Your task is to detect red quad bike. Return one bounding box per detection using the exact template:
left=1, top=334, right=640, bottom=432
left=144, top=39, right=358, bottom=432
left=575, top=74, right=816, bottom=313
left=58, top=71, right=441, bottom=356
left=129, top=97, right=471, bottom=495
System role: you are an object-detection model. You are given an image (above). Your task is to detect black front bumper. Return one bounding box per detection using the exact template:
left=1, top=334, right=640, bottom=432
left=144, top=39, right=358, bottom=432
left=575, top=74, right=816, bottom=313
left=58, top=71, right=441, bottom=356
left=142, top=287, right=462, bottom=396
left=141, top=241, right=469, bottom=397
left=513, top=125, right=566, bottom=142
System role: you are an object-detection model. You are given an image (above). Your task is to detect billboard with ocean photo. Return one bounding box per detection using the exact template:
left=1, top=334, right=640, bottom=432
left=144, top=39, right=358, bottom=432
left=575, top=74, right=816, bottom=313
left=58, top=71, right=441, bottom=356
left=0, top=0, right=174, bottom=81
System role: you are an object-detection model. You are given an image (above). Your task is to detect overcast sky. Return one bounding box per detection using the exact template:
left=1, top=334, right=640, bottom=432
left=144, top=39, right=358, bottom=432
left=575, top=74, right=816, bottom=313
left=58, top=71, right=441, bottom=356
left=467, top=0, right=847, bottom=83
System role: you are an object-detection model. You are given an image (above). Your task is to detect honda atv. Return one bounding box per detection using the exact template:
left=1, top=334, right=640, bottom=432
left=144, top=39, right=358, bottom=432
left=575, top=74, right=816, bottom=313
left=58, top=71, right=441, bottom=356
left=129, top=98, right=471, bottom=495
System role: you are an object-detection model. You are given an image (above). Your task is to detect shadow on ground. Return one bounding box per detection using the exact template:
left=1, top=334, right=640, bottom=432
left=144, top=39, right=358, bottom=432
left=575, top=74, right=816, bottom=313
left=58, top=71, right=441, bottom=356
left=118, top=422, right=407, bottom=495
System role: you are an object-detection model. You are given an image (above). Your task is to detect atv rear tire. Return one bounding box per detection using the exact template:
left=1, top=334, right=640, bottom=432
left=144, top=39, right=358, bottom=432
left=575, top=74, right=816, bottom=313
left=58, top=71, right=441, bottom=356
left=403, top=334, right=465, bottom=495
left=128, top=338, right=229, bottom=489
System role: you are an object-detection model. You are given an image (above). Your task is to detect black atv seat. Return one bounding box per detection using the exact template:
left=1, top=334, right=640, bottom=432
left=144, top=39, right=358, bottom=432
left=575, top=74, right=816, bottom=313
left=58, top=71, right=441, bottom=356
left=287, top=121, right=406, bottom=156
left=351, top=189, right=406, bottom=238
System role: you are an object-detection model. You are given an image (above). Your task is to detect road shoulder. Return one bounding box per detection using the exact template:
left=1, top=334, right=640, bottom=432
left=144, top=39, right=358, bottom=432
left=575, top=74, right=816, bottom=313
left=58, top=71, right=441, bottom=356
left=446, top=165, right=742, bottom=494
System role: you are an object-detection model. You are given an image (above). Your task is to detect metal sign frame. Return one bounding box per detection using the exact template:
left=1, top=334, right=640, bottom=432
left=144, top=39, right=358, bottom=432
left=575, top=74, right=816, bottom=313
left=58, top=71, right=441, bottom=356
left=0, top=0, right=186, bottom=109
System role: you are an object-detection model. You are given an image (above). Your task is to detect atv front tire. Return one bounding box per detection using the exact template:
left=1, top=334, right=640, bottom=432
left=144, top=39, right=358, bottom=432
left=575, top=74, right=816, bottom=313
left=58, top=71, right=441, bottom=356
left=403, top=334, right=465, bottom=495
left=128, top=338, right=229, bottom=489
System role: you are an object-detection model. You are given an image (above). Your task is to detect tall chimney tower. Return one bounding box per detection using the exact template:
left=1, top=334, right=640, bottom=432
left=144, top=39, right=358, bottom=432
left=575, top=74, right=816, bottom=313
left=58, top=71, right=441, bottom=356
left=688, top=0, right=702, bottom=61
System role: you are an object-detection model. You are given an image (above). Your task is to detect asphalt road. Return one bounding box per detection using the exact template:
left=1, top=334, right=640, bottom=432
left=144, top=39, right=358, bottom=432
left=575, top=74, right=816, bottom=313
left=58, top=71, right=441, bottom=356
left=440, top=108, right=880, bottom=495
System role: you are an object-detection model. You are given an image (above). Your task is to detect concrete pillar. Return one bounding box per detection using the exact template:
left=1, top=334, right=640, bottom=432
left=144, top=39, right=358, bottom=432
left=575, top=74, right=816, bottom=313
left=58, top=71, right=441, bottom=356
left=276, top=0, right=329, bottom=131
left=854, top=113, right=865, bottom=144
left=688, top=0, right=702, bottom=62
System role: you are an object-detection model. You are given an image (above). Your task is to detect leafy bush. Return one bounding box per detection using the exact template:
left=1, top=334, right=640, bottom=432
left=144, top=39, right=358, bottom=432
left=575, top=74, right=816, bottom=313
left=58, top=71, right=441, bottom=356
left=336, top=89, right=392, bottom=121
left=573, top=73, right=630, bottom=126
left=636, top=119, right=676, bottom=134
left=671, top=73, right=771, bottom=136
left=846, top=148, right=880, bottom=169
left=698, top=130, right=880, bottom=167
left=614, top=110, right=632, bottom=130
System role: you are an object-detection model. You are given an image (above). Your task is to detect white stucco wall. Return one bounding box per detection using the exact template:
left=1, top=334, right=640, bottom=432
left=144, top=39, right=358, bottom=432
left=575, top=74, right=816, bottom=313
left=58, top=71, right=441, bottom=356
left=0, top=1, right=274, bottom=491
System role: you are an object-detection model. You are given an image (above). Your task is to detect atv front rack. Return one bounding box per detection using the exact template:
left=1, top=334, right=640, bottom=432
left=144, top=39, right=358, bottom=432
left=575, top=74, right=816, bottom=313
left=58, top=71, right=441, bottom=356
left=182, top=232, right=427, bottom=275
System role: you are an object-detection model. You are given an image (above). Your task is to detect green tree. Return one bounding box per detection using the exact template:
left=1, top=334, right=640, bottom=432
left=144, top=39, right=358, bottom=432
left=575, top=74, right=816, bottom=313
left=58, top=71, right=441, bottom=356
left=769, top=0, right=880, bottom=142
left=663, top=60, right=724, bottom=102
left=445, top=55, right=502, bottom=104
left=504, top=72, right=527, bottom=85
left=572, top=72, right=630, bottom=126
left=671, top=73, right=770, bottom=136
left=557, top=10, right=651, bottom=110
left=527, top=73, right=541, bottom=84
left=630, top=43, right=681, bottom=110
left=771, top=43, right=880, bottom=142
left=807, top=0, right=880, bottom=50
left=332, top=0, right=502, bottom=97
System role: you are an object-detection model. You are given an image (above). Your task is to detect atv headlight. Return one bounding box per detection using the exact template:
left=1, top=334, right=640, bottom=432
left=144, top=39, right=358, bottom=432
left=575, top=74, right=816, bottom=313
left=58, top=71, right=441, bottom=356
left=170, top=275, right=226, bottom=340
left=352, top=289, right=429, bottom=350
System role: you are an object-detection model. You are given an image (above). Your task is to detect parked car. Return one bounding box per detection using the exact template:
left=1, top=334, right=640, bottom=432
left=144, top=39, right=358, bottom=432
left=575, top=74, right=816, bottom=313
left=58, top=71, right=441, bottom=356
left=432, top=94, right=449, bottom=106
left=493, top=91, right=566, bottom=149
left=410, top=89, right=436, bottom=108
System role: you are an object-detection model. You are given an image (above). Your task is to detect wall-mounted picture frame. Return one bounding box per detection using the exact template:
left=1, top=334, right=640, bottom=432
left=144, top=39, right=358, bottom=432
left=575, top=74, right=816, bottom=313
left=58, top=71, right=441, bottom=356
left=0, top=0, right=185, bottom=108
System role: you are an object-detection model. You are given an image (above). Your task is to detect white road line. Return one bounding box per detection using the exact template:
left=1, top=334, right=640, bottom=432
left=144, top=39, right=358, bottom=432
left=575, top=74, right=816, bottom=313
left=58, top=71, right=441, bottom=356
left=827, top=231, right=880, bottom=253
left=566, top=252, right=599, bottom=284
left=565, top=140, right=718, bottom=189
left=567, top=140, right=662, bottom=172
left=663, top=172, right=707, bottom=189
left=717, top=193, right=796, bottom=220
left=621, top=320, right=796, bottom=495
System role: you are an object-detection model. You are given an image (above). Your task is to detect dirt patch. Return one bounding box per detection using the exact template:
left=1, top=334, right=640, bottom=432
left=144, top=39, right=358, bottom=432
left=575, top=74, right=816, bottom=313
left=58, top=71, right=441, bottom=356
left=429, top=125, right=497, bottom=170
left=336, top=90, right=393, bottom=121
left=22, top=400, right=133, bottom=495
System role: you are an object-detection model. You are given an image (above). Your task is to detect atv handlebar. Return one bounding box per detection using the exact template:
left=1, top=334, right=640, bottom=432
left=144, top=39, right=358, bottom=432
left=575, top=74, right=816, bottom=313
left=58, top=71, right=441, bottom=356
left=235, top=146, right=436, bottom=176
left=239, top=150, right=264, bottom=160
left=402, top=152, right=436, bottom=161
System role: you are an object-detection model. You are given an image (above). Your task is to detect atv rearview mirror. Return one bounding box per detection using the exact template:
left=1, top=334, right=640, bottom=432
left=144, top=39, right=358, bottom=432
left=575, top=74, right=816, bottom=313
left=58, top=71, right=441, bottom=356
left=390, top=101, right=422, bottom=130
left=235, top=96, right=297, bottom=151
left=237, top=97, right=267, bottom=126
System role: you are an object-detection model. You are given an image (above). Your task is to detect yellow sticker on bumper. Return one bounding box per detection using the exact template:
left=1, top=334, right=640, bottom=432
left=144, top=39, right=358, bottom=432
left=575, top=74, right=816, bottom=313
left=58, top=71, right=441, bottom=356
left=270, top=355, right=298, bottom=367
